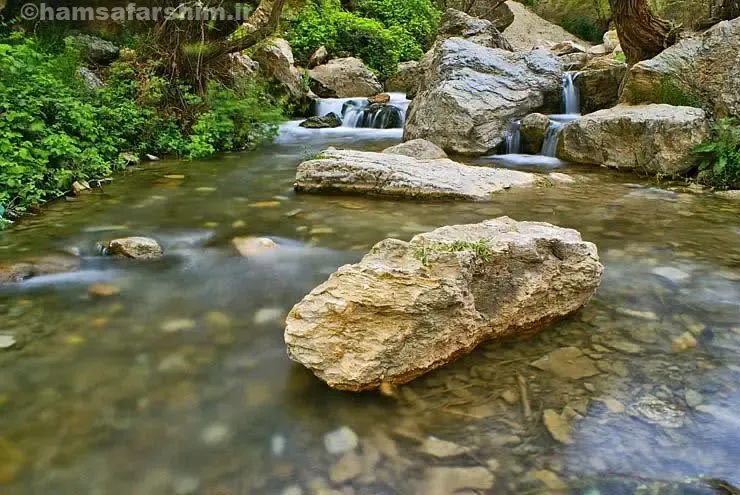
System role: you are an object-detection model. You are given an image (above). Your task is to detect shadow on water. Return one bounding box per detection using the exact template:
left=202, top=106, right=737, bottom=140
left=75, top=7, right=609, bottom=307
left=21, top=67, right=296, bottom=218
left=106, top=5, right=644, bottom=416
left=1, top=125, right=740, bottom=494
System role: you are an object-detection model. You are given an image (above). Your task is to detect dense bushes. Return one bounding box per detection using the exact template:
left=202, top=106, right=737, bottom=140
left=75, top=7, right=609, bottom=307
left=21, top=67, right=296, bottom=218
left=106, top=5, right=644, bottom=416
left=287, top=0, right=438, bottom=79
left=0, top=30, right=283, bottom=223
left=695, top=118, right=740, bottom=190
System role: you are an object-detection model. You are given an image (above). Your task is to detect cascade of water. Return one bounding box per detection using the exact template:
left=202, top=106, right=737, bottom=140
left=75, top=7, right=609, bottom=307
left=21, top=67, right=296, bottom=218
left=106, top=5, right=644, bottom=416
left=562, top=72, right=580, bottom=115
left=540, top=121, right=563, bottom=157
left=504, top=121, right=522, bottom=154
left=311, top=93, right=409, bottom=129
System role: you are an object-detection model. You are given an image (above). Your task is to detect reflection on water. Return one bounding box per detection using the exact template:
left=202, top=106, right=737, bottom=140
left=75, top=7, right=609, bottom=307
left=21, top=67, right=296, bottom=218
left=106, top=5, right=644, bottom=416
left=1, top=130, right=740, bottom=494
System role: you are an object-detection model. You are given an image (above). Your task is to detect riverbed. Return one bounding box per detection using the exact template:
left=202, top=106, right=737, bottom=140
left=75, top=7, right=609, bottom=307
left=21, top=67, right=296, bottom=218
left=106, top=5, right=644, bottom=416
left=1, top=124, right=740, bottom=494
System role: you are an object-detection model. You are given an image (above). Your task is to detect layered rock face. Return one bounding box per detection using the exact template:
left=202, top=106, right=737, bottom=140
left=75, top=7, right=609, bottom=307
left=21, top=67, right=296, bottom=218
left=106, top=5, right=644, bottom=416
left=308, top=58, right=383, bottom=98
left=620, top=17, right=740, bottom=117
left=557, top=104, right=710, bottom=175
left=284, top=217, right=604, bottom=391
left=438, top=8, right=513, bottom=50
left=294, top=148, right=539, bottom=200
left=403, top=38, right=562, bottom=155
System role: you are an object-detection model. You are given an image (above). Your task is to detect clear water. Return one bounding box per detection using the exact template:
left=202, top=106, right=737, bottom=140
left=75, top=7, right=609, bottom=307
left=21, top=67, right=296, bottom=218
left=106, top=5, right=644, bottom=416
left=311, top=93, right=410, bottom=129
left=1, top=127, right=740, bottom=494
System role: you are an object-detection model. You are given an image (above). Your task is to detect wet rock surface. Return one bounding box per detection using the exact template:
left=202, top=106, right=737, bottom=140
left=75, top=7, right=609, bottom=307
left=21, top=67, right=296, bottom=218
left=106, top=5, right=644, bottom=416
left=285, top=217, right=603, bottom=391
left=100, top=236, right=163, bottom=259
left=294, top=148, right=540, bottom=200
left=404, top=38, right=562, bottom=155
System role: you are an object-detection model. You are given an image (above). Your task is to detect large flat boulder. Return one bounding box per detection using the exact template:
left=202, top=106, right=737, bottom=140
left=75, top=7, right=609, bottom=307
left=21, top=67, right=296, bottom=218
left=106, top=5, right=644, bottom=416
left=403, top=38, right=562, bottom=155
left=308, top=57, right=383, bottom=98
left=620, top=18, right=740, bottom=117
left=438, top=8, right=513, bottom=50
left=294, top=148, right=540, bottom=200
left=284, top=217, right=604, bottom=391
left=556, top=104, right=710, bottom=175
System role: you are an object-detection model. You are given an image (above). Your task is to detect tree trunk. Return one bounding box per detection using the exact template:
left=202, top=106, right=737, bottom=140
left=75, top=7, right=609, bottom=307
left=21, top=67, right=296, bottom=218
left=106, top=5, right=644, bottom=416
left=608, top=0, right=678, bottom=65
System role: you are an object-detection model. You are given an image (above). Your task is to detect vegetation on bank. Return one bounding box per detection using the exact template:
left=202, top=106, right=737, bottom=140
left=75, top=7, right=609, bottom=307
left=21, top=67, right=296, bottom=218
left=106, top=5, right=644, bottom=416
left=695, top=118, right=740, bottom=189
left=286, top=0, right=439, bottom=79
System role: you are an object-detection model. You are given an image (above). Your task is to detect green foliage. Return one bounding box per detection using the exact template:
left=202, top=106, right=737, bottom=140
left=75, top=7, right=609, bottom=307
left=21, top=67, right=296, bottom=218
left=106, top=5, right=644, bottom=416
left=694, top=118, right=740, bottom=190
left=0, top=29, right=284, bottom=222
left=614, top=51, right=626, bottom=63
left=186, top=81, right=283, bottom=159
left=656, top=78, right=699, bottom=107
left=558, top=17, right=603, bottom=43
left=287, top=0, right=437, bottom=79
left=414, top=240, right=493, bottom=267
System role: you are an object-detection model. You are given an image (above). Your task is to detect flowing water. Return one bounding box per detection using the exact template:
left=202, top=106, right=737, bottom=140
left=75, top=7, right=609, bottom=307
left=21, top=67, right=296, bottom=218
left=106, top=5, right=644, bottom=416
left=1, top=121, right=740, bottom=495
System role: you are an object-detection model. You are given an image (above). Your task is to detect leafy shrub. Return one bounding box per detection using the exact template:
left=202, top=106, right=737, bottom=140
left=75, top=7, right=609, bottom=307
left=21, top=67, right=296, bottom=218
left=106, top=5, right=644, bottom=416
left=186, top=81, right=283, bottom=159
left=287, top=0, right=435, bottom=79
left=695, top=118, right=740, bottom=190
left=353, top=0, right=440, bottom=50
left=558, top=17, right=603, bottom=43
left=0, top=30, right=284, bottom=222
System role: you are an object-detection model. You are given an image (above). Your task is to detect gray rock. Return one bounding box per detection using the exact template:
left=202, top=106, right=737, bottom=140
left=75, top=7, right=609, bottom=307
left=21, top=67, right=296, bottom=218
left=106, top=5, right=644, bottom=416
left=308, top=45, right=329, bottom=68
left=438, top=8, right=513, bottom=50
left=329, top=452, right=364, bottom=483
left=299, top=113, right=342, bottom=129
left=627, top=396, right=686, bottom=428
left=285, top=217, right=603, bottom=391
left=404, top=38, right=562, bottom=155
left=419, top=436, right=470, bottom=458
left=308, top=58, right=382, bottom=98
left=520, top=113, right=551, bottom=154
left=385, top=61, right=421, bottom=94
left=68, top=34, right=119, bottom=65
left=531, top=347, right=601, bottom=379
left=324, top=426, right=359, bottom=455
left=502, top=1, right=590, bottom=52
left=229, top=52, right=259, bottom=77
left=652, top=266, right=691, bottom=283
left=100, top=237, right=163, bottom=260
left=603, top=30, right=620, bottom=52
left=294, top=148, right=540, bottom=200
left=550, top=40, right=587, bottom=56
left=556, top=104, right=710, bottom=176
left=78, top=67, right=104, bottom=90
left=383, top=139, right=448, bottom=160
left=620, top=17, right=740, bottom=117
left=253, top=38, right=306, bottom=101
left=574, top=64, right=628, bottom=113
left=0, top=253, right=81, bottom=283
left=543, top=409, right=573, bottom=444
left=560, top=52, right=591, bottom=71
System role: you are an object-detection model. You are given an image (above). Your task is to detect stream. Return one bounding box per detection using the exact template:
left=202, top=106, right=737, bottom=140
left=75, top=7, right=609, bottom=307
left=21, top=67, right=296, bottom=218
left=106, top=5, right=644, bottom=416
left=1, top=107, right=740, bottom=494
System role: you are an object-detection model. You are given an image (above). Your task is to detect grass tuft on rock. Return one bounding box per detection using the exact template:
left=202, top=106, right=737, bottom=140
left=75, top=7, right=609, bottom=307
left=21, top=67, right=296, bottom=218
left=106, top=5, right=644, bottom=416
left=413, top=240, right=492, bottom=267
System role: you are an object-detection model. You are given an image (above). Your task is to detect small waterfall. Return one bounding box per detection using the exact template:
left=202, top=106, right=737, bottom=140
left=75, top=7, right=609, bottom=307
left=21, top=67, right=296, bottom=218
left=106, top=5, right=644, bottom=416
left=540, top=121, right=562, bottom=157
left=504, top=121, right=521, bottom=154
left=310, top=94, right=409, bottom=129
left=562, top=72, right=580, bottom=115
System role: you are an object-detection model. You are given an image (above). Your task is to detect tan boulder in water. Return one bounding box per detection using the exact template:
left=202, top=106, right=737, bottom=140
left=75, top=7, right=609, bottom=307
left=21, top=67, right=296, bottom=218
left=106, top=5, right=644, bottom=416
left=284, top=217, right=603, bottom=391
left=100, top=237, right=163, bottom=260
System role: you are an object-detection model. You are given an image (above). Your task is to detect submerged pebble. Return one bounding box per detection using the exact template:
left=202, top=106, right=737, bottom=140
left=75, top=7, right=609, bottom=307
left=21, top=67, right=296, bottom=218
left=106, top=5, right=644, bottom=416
left=324, top=426, right=359, bottom=455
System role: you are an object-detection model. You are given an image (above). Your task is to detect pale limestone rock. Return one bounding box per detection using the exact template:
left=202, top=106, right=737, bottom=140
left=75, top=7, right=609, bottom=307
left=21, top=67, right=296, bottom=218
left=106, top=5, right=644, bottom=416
left=285, top=217, right=603, bottom=391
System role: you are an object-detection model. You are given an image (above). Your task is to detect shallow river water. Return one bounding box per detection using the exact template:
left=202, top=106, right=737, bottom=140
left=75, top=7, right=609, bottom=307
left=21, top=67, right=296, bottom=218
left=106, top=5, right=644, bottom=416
left=1, top=126, right=740, bottom=495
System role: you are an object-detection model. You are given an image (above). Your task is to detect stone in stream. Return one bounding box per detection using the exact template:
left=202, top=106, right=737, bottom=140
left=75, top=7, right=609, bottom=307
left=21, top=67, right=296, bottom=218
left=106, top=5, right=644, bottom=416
left=404, top=38, right=562, bottom=155
left=556, top=104, right=710, bottom=176
left=0, top=437, right=26, bottom=484
left=324, top=426, right=359, bottom=455
left=437, top=8, right=513, bottom=50
left=0, top=253, right=81, bottom=283
left=520, top=113, right=551, bottom=154
left=0, top=334, right=17, bottom=350
left=232, top=236, right=278, bottom=256
left=299, top=113, right=342, bottom=129
left=382, top=139, right=448, bottom=160
left=368, top=93, right=391, bottom=104
left=284, top=217, right=603, bottom=391
left=308, top=57, right=382, bottom=98
left=574, top=62, right=628, bottom=113
left=531, top=346, right=601, bottom=379
left=620, top=17, right=740, bottom=117
left=100, top=237, right=163, bottom=260
left=416, top=467, right=495, bottom=495
left=294, top=148, right=541, bottom=200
